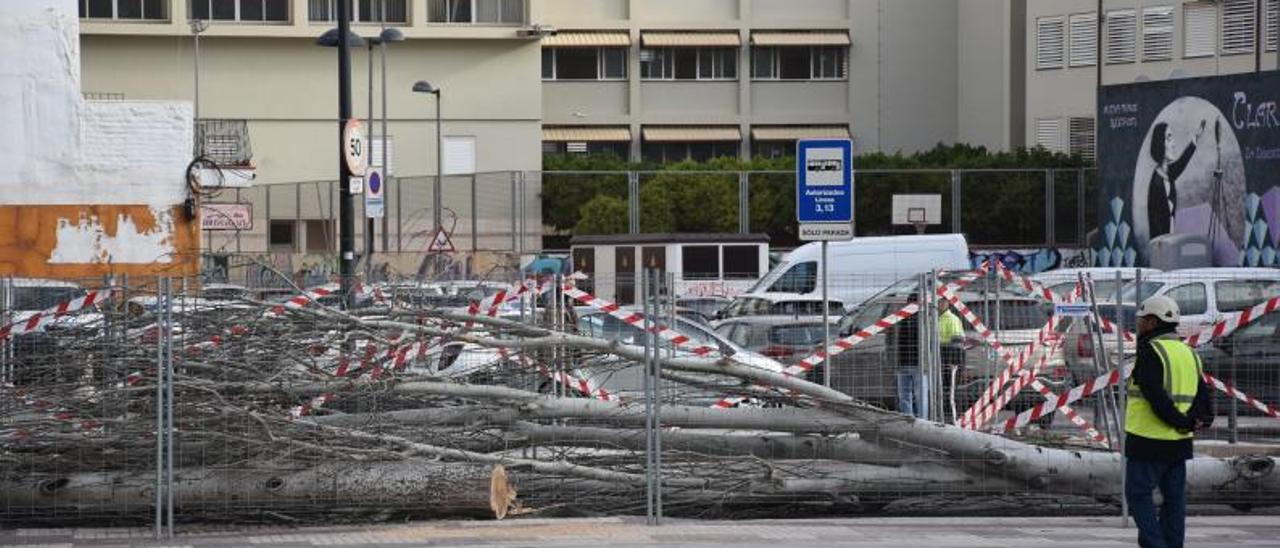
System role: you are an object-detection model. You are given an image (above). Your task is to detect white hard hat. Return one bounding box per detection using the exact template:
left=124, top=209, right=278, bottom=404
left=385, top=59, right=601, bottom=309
left=1138, top=295, right=1180, bottom=323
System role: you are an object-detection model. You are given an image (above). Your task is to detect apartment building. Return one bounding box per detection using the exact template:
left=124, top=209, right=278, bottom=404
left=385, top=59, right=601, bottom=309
left=77, top=0, right=544, bottom=263
left=535, top=0, right=1029, bottom=161
left=1026, top=0, right=1280, bottom=159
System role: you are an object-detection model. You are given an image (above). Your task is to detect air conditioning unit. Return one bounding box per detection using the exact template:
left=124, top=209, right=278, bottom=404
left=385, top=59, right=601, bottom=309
left=517, top=24, right=556, bottom=38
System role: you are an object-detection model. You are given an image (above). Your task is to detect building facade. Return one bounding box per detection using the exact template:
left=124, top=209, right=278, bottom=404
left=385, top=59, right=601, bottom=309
left=1025, top=0, right=1280, bottom=159
left=536, top=0, right=1028, bottom=160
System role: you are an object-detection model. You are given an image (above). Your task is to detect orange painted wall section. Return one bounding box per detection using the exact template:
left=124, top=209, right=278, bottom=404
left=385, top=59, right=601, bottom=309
left=0, top=205, right=199, bottom=278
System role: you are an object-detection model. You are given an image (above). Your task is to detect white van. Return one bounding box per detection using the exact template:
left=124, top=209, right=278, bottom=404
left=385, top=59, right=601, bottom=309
left=1030, top=267, right=1161, bottom=302
left=1123, top=268, right=1280, bottom=336
left=734, top=234, right=970, bottom=312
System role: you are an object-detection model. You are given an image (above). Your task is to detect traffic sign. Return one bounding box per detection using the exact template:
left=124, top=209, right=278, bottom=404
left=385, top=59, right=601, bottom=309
left=799, top=223, right=853, bottom=241
left=795, top=138, right=853, bottom=224
left=348, top=175, right=363, bottom=194
left=1053, top=303, right=1092, bottom=317
left=427, top=226, right=456, bottom=254
left=364, top=168, right=384, bottom=218
left=342, top=119, right=367, bottom=176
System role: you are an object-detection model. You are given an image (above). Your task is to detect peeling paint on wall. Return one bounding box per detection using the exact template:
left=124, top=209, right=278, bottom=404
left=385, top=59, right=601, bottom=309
left=49, top=209, right=177, bottom=264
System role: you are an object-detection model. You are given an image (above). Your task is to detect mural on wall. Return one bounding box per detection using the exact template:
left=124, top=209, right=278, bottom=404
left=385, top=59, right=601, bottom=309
left=968, top=248, right=1090, bottom=274
left=1097, top=72, right=1280, bottom=267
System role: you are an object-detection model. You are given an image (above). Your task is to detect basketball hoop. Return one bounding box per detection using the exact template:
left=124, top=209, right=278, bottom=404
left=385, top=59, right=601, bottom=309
left=907, top=207, right=928, bottom=235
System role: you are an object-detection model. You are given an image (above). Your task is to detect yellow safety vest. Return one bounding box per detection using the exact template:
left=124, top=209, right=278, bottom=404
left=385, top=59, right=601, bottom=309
left=1125, top=336, right=1203, bottom=441
left=939, top=310, right=964, bottom=344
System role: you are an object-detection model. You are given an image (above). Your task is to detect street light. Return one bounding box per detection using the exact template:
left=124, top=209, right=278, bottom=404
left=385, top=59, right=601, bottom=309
left=412, top=80, right=442, bottom=233
left=316, top=2, right=364, bottom=308
left=363, top=28, right=405, bottom=274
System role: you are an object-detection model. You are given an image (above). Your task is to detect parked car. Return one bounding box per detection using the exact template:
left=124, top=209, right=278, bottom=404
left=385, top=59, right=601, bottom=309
left=713, top=316, right=835, bottom=364
left=828, top=286, right=1067, bottom=423
left=716, top=293, right=845, bottom=321
left=1030, top=268, right=1161, bottom=302
left=675, top=296, right=731, bottom=319
left=1198, top=312, right=1280, bottom=416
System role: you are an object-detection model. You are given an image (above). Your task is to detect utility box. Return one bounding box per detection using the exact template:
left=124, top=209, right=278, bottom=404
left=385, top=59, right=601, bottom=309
left=1148, top=233, right=1213, bottom=270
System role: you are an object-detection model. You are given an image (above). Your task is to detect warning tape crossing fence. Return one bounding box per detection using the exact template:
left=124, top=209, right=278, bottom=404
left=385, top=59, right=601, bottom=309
left=0, top=288, right=113, bottom=342
left=711, top=269, right=988, bottom=409
left=942, top=288, right=1106, bottom=444
left=561, top=282, right=719, bottom=357
left=266, top=283, right=339, bottom=317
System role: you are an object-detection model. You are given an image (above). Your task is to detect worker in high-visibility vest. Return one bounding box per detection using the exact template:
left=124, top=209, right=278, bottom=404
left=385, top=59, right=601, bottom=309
left=1125, top=295, right=1213, bottom=548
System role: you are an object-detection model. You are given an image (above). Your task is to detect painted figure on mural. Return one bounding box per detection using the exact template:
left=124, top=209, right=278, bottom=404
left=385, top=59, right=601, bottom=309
left=1145, top=119, right=1205, bottom=240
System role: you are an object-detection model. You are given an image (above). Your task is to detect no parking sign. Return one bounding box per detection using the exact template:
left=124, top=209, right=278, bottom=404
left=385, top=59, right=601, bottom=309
left=364, top=167, right=385, bottom=218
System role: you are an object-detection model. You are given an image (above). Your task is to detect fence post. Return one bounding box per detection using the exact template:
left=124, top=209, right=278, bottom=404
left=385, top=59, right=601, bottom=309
left=950, top=170, right=962, bottom=234
left=471, top=174, right=478, bottom=262
left=1045, top=169, right=1056, bottom=247
left=511, top=172, right=519, bottom=254
left=738, top=171, right=749, bottom=234
left=628, top=171, right=640, bottom=235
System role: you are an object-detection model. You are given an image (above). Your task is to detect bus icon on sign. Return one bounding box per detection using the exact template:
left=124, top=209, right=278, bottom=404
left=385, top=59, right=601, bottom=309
left=804, top=148, right=845, bottom=186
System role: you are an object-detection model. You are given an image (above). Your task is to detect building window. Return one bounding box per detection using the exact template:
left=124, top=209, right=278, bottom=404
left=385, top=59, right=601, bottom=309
left=1068, top=117, right=1096, bottom=161
left=80, top=0, right=168, bottom=20
left=1104, top=9, right=1136, bottom=64
left=640, top=48, right=737, bottom=80
left=1141, top=6, right=1175, bottom=61
left=722, top=245, right=760, bottom=280
left=308, top=0, right=407, bottom=23
left=1184, top=1, right=1217, bottom=58
left=542, top=141, right=629, bottom=157
left=191, top=0, right=288, bottom=22
left=1035, top=16, right=1066, bottom=69
left=642, top=142, right=739, bottom=163
left=543, top=48, right=627, bottom=80
left=681, top=246, right=720, bottom=280
left=1034, top=118, right=1063, bottom=153
left=304, top=220, right=333, bottom=253
left=269, top=220, right=297, bottom=252
left=750, top=47, right=845, bottom=80
left=427, top=0, right=524, bottom=24
left=1068, top=12, right=1097, bottom=67
left=1220, top=0, right=1257, bottom=55
left=752, top=141, right=792, bottom=159
left=196, top=119, right=253, bottom=166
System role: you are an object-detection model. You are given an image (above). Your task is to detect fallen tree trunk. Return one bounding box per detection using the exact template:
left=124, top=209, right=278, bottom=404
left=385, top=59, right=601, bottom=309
left=0, top=460, right=513, bottom=519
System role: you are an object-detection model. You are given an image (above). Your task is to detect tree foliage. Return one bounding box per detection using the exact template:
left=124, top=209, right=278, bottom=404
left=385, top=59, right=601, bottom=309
left=549, top=144, right=1093, bottom=246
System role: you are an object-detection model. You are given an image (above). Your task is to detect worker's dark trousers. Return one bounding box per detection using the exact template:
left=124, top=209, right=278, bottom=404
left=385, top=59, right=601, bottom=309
left=1125, top=457, right=1187, bottom=548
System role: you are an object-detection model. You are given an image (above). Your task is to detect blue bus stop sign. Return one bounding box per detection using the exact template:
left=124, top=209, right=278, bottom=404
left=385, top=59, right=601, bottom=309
left=795, top=139, right=853, bottom=224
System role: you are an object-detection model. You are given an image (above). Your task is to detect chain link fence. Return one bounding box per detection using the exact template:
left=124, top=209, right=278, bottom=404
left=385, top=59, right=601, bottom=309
left=3, top=262, right=1278, bottom=532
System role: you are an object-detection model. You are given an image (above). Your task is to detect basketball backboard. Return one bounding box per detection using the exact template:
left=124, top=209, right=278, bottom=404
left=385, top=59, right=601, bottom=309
left=892, top=194, right=942, bottom=226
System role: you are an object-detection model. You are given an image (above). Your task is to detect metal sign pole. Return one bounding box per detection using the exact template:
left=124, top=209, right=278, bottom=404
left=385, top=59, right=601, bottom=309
left=822, top=241, right=831, bottom=388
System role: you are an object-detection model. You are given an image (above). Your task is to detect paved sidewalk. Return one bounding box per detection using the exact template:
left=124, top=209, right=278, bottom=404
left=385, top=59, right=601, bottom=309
left=4, top=516, right=1280, bottom=547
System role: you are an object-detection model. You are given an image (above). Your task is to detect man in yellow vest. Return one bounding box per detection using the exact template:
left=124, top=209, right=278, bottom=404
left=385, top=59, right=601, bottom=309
left=1125, top=296, right=1213, bottom=548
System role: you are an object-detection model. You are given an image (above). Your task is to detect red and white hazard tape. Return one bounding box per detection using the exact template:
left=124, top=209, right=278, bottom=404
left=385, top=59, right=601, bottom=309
left=1204, top=373, right=1280, bottom=418
left=0, top=288, right=112, bottom=342
left=971, top=337, right=1066, bottom=431
left=266, top=283, right=339, bottom=317
left=943, top=290, right=1104, bottom=441
left=561, top=283, right=719, bottom=357
left=711, top=270, right=987, bottom=409
left=1185, top=295, right=1280, bottom=348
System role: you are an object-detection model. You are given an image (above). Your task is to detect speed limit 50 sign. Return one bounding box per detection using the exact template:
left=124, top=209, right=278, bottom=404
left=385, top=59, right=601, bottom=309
left=342, top=119, right=368, bottom=176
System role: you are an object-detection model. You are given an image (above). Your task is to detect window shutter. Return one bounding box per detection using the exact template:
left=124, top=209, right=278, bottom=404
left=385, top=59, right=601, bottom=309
left=1184, top=2, right=1217, bottom=58
left=1105, top=9, right=1137, bottom=64
left=1036, top=16, right=1066, bottom=69
left=443, top=135, right=476, bottom=175
left=1069, top=12, right=1098, bottom=67
left=1220, top=0, right=1257, bottom=54
left=1069, top=117, right=1096, bottom=161
left=1268, top=0, right=1279, bottom=52
left=1141, top=6, right=1175, bottom=61
left=1035, top=118, right=1064, bottom=153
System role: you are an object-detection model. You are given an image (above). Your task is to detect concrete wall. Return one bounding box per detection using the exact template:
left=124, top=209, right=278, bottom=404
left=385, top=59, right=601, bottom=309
left=1, top=0, right=196, bottom=277
left=877, top=0, right=960, bottom=153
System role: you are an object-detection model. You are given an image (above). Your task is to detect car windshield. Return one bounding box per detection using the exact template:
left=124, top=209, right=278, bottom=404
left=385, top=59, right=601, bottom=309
left=961, top=300, right=1050, bottom=331
left=1120, top=281, right=1166, bottom=302
left=1214, top=280, right=1280, bottom=312
left=578, top=313, right=719, bottom=349
left=14, top=286, right=85, bottom=310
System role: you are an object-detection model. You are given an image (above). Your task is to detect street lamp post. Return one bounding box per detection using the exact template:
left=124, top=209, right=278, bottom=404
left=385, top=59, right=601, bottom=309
left=364, top=28, right=404, bottom=279
left=412, top=81, right=443, bottom=234
left=316, top=3, right=365, bottom=308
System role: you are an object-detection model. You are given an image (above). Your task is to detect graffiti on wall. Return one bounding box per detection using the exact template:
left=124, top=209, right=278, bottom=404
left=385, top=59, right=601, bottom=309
left=1097, top=72, right=1280, bottom=267
left=968, top=248, right=1091, bottom=274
